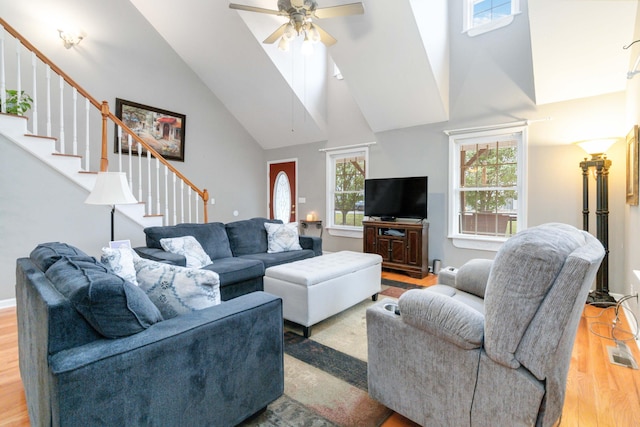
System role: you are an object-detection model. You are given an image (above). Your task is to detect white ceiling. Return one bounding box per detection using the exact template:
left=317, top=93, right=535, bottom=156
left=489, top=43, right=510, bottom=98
left=129, top=0, right=638, bottom=149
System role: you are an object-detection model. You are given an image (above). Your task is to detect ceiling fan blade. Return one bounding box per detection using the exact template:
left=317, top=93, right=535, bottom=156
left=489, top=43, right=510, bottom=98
left=314, top=24, right=337, bottom=47
left=263, top=23, right=288, bottom=44
left=229, top=3, right=282, bottom=16
left=314, top=3, right=364, bottom=19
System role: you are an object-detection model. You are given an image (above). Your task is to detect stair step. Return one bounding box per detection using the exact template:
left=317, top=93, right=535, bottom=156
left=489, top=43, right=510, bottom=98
left=144, top=214, right=164, bottom=218
left=52, top=153, right=83, bottom=159
left=24, top=133, right=57, bottom=142
left=79, top=170, right=98, bottom=174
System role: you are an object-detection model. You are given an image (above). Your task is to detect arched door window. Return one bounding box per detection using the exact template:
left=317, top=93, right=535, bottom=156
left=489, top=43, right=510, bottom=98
left=274, top=171, right=292, bottom=223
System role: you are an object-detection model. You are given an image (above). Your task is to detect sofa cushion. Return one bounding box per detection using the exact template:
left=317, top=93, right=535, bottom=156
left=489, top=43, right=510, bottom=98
left=240, top=249, right=315, bottom=269
left=30, top=242, right=88, bottom=272
left=484, top=223, right=586, bottom=369
left=144, top=222, right=233, bottom=260
left=46, top=257, right=163, bottom=338
left=200, top=257, right=264, bottom=286
left=101, top=247, right=140, bottom=286
left=160, top=235, right=213, bottom=268
left=134, top=258, right=221, bottom=319
left=264, top=222, right=303, bottom=253
left=226, top=218, right=281, bottom=256
left=454, top=258, right=493, bottom=299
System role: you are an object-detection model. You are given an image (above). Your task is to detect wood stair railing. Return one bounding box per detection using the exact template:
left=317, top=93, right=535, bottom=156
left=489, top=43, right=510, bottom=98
left=0, top=18, right=209, bottom=224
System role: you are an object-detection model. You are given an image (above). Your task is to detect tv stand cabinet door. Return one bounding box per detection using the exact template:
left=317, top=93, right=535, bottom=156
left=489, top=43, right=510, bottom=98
left=406, top=228, right=422, bottom=267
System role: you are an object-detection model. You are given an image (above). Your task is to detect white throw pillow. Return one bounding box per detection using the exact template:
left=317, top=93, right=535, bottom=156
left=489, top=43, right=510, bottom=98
left=264, top=222, right=303, bottom=254
left=159, top=235, right=213, bottom=268
left=134, top=258, right=221, bottom=319
left=101, top=247, right=140, bottom=286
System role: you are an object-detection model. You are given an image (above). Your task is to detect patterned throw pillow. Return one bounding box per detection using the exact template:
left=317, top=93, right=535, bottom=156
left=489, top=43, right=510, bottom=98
left=159, top=235, right=213, bottom=268
left=264, top=222, right=303, bottom=254
left=101, top=247, right=140, bottom=286
left=134, top=258, right=221, bottom=319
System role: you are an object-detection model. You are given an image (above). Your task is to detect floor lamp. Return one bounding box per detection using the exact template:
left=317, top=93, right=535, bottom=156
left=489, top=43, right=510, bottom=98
left=85, top=172, right=138, bottom=242
left=577, top=138, right=618, bottom=305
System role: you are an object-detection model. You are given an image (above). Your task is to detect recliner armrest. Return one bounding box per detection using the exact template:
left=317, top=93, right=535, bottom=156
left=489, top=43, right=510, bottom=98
left=399, top=289, right=484, bottom=350
left=134, top=247, right=186, bottom=266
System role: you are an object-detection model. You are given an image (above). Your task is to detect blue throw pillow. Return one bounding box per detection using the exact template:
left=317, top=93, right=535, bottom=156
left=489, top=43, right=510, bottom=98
left=46, top=257, right=163, bottom=338
left=30, top=242, right=88, bottom=272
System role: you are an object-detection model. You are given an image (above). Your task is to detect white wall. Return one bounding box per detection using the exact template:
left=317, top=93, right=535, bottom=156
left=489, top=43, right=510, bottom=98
left=0, top=0, right=266, bottom=301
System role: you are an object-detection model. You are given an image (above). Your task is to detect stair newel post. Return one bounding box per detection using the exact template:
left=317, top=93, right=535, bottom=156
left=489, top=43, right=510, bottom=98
left=202, top=189, right=209, bottom=223
left=100, top=100, right=109, bottom=172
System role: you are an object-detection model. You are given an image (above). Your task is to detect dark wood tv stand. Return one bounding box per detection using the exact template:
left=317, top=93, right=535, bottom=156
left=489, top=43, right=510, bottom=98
left=363, top=220, right=429, bottom=278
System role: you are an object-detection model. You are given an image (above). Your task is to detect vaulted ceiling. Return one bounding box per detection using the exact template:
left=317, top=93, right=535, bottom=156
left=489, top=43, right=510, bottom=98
left=129, top=0, right=638, bottom=149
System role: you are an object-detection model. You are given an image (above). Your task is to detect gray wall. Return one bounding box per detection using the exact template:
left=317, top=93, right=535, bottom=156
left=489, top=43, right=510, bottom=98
left=265, top=0, right=631, bottom=295
left=0, top=0, right=265, bottom=302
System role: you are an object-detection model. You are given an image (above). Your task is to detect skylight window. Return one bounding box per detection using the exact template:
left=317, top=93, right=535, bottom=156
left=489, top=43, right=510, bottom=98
left=463, top=0, right=520, bottom=37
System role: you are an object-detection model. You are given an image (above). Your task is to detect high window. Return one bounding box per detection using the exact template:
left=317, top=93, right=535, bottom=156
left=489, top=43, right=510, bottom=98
left=448, top=125, right=527, bottom=251
left=463, top=0, right=521, bottom=37
left=325, top=146, right=369, bottom=237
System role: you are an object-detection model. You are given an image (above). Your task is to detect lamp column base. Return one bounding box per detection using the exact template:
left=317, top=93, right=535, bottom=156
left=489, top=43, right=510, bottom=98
left=586, top=290, right=616, bottom=306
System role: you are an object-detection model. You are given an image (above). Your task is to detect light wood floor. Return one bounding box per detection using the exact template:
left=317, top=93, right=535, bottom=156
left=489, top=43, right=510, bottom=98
left=1, top=271, right=639, bottom=426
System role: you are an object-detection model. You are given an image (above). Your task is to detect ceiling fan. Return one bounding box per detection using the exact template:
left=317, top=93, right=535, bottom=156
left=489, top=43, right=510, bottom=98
left=229, top=0, right=364, bottom=52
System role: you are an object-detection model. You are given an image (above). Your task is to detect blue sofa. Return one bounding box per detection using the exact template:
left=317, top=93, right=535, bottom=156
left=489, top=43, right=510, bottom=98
left=16, top=242, right=284, bottom=426
left=135, top=217, right=323, bottom=301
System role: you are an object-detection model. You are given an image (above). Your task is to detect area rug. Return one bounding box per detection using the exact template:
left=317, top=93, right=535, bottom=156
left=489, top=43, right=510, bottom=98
left=240, top=278, right=417, bottom=427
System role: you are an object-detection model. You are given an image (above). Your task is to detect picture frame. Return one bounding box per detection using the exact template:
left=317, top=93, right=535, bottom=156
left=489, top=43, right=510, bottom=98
left=114, top=98, right=186, bottom=162
left=109, top=239, right=132, bottom=249
left=626, top=124, right=639, bottom=206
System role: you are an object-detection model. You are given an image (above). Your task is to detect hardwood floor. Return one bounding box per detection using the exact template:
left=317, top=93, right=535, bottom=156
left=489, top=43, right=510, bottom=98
left=1, top=271, right=639, bottom=426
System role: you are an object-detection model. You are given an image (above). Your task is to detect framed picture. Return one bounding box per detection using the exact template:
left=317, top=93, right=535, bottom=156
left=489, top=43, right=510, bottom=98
left=114, top=98, right=186, bottom=162
left=626, top=124, right=639, bottom=206
left=109, top=239, right=132, bottom=249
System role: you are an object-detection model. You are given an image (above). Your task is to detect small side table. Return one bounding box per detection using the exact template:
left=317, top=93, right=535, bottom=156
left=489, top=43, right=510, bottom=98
left=300, top=220, right=323, bottom=238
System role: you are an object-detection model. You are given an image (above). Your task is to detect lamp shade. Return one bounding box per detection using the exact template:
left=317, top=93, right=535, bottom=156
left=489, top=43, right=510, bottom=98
left=575, top=138, right=619, bottom=159
left=85, top=172, right=138, bottom=205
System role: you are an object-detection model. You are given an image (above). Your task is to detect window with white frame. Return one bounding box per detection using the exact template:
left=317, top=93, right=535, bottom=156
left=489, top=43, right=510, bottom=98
left=325, top=146, right=368, bottom=237
left=448, top=125, right=527, bottom=251
left=463, top=0, right=521, bottom=37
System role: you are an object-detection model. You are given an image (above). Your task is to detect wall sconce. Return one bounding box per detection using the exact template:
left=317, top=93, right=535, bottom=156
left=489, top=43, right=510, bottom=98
left=58, top=29, right=84, bottom=49
left=576, top=137, right=619, bottom=305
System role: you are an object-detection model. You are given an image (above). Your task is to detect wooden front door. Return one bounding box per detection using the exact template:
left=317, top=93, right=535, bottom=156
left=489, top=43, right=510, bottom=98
left=268, top=160, right=296, bottom=223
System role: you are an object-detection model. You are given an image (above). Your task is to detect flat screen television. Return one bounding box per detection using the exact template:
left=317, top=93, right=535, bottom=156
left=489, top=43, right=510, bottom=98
left=364, top=176, right=428, bottom=221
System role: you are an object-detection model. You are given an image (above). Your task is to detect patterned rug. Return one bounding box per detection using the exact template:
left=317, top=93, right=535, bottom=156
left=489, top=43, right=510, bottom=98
left=240, top=278, right=418, bottom=427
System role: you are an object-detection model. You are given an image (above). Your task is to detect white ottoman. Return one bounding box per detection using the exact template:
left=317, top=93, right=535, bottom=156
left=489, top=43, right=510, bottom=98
left=264, top=251, right=383, bottom=337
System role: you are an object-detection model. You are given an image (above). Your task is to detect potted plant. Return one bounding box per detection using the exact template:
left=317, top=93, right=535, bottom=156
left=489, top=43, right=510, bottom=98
left=3, top=89, right=33, bottom=115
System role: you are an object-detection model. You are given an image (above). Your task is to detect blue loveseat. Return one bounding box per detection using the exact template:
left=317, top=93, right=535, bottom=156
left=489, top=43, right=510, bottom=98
left=16, top=242, right=284, bottom=426
left=135, top=217, right=323, bottom=301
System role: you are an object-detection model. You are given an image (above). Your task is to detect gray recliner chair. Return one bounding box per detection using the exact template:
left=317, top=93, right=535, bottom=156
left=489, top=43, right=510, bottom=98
left=366, top=223, right=605, bottom=427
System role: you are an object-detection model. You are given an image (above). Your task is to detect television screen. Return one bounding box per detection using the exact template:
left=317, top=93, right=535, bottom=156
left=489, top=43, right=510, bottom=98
left=364, top=176, right=428, bottom=220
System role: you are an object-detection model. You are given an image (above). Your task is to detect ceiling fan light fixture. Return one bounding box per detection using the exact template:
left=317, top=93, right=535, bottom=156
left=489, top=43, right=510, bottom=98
left=284, top=22, right=297, bottom=40
left=308, top=24, right=321, bottom=43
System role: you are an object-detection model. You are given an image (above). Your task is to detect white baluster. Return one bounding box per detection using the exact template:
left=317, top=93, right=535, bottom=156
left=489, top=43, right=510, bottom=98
left=156, top=158, right=161, bottom=216
left=45, top=65, right=51, bottom=137
left=164, top=165, right=169, bottom=225
left=137, top=142, right=143, bottom=201
left=147, top=151, right=152, bottom=216
left=58, top=76, right=64, bottom=153
left=172, top=173, right=177, bottom=225
left=188, top=187, right=192, bottom=223
left=180, top=181, right=185, bottom=224
left=72, top=88, right=78, bottom=155
left=117, top=126, right=122, bottom=171
left=84, top=99, right=90, bottom=170
left=127, top=134, right=133, bottom=186
left=31, top=52, right=38, bottom=133
left=0, top=30, right=6, bottom=113
left=15, top=38, right=21, bottom=106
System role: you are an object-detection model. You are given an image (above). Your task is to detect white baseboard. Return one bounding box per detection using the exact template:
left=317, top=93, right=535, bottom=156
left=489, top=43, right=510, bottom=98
left=0, top=298, right=16, bottom=310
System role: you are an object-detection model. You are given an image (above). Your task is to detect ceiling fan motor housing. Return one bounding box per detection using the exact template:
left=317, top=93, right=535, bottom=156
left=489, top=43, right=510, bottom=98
left=278, top=0, right=317, bottom=13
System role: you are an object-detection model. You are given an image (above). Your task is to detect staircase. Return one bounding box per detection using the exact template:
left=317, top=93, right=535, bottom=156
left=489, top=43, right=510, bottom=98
left=0, top=18, right=209, bottom=230
left=0, top=112, right=161, bottom=229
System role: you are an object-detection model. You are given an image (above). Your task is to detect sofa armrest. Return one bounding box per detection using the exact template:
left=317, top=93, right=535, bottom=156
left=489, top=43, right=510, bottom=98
left=437, top=266, right=458, bottom=286
left=48, top=292, right=284, bottom=426
left=134, top=247, right=186, bottom=266
left=299, top=235, right=322, bottom=256
left=399, top=289, right=484, bottom=350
